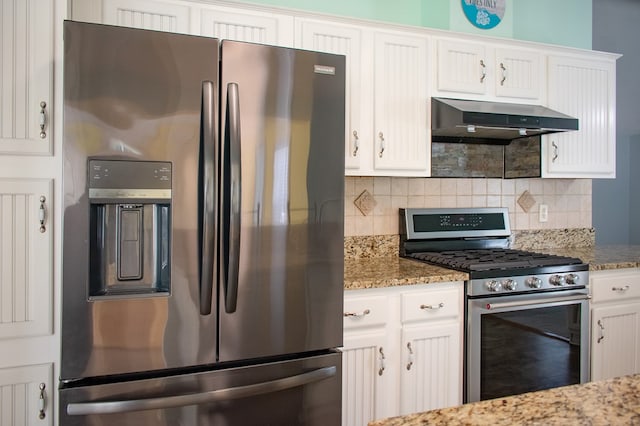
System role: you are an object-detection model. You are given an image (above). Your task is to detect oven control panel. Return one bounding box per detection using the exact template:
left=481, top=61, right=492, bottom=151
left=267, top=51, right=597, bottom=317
left=468, top=270, right=590, bottom=297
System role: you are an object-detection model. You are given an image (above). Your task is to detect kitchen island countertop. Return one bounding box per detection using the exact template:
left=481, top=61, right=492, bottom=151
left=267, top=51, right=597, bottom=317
left=368, top=374, right=640, bottom=426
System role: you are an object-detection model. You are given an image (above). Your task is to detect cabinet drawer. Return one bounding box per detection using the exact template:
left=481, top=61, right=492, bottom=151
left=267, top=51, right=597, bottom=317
left=591, top=272, right=640, bottom=303
left=343, top=294, right=387, bottom=330
left=401, top=287, right=460, bottom=323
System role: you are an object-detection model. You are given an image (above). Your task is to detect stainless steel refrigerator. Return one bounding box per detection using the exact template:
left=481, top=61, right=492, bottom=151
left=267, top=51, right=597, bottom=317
left=60, top=20, right=345, bottom=425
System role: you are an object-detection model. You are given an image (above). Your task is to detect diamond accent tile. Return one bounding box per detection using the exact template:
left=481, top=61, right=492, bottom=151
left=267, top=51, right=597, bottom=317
left=517, top=190, right=536, bottom=212
left=354, top=189, right=377, bottom=216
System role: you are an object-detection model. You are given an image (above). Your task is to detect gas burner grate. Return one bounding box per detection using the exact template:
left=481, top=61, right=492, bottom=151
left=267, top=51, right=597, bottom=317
left=409, top=249, right=584, bottom=272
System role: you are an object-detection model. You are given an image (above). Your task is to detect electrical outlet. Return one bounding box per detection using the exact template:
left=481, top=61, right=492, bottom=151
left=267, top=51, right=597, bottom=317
left=539, top=204, right=549, bottom=222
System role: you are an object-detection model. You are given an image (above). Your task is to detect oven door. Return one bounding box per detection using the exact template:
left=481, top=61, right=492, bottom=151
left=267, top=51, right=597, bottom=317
left=466, top=290, right=590, bottom=403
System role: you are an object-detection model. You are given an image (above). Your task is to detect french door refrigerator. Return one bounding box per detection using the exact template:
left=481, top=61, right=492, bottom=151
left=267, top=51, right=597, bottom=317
left=60, top=20, right=345, bottom=425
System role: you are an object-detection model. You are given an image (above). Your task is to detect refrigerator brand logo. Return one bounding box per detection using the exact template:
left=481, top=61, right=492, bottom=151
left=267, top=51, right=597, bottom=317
left=314, top=65, right=336, bottom=75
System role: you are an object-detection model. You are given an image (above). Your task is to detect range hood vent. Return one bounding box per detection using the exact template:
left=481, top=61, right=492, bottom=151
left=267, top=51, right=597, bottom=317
left=431, top=97, right=579, bottom=145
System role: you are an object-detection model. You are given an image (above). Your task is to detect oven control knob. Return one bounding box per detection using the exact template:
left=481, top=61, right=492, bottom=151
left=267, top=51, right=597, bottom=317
left=525, top=277, right=542, bottom=289
left=485, top=280, right=502, bottom=292
left=550, top=274, right=566, bottom=286
left=565, top=273, right=580, bottom=285
left=503, top=279, right=517, bottom=291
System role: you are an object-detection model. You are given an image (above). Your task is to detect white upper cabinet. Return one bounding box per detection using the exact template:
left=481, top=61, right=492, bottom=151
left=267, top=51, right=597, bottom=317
left=297, top=19, right=430, bottom=176
left=199, top=5, right=294, bottom=46
left=436, top=39, right=487, bottom=96
left=71, top=0, right=191, bottom=32
left=434, top=38, right=543, bottom=102
left=295, top=19, right=364, bottom=172
left=543, top=54, right=617, bottom=178
left=372, top=31, right=429, bottom=175
left=0, top=0, right=53, bottom=155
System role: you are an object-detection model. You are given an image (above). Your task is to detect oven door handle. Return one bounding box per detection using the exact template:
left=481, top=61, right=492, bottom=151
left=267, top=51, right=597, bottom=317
left=485, top=294, right=591, bottom=310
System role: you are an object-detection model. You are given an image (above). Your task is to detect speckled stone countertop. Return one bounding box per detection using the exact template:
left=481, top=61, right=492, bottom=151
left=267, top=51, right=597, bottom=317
left=369, top=374, right=640, bottom=426
left=540, top=245, right=640, bottom=271
left=344, top=257, right=468, bottom=290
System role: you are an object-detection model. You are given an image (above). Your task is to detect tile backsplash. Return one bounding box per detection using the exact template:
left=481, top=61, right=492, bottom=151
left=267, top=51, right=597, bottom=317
left=345, top=177, right=592, bottom=237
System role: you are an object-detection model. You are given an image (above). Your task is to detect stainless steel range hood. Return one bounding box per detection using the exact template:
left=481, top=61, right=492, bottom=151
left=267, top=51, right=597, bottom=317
left=431, top=97, right=579, bottom=145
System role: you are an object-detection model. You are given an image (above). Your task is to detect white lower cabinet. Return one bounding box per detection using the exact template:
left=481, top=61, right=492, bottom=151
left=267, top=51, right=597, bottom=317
left=342, top=282, right=463, bottom=425
left=0, top=363, right=53, bottom=426
left=590, top=269, right=640, bottom=381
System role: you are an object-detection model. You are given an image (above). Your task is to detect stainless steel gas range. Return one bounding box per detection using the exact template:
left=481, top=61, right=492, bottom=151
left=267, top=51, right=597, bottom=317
left=400, top=207, right=590, bottom=403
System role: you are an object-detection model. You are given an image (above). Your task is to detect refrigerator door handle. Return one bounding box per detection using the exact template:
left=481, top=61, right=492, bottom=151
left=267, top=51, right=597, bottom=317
left=66, top=365, right=336, bottom=416
left=224, top=82, right=241, bottom=313
left=199, top=80, right=217, bottom=315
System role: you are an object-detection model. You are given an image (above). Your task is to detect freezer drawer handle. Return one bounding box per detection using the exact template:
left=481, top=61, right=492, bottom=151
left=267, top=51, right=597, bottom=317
left=66, top=366, right=336, bottom=416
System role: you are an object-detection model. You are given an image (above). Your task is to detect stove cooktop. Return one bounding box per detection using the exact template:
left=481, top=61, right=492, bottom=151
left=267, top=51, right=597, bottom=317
left=409, top=248, right=585, bottom=273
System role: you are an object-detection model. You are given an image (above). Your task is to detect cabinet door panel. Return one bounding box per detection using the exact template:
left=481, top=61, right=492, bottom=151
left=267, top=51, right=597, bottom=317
left=296, top=20, right=363, bottom=171
left=494, top=48, right=542, bottom=100
left=544, top=56, right=616, bottom=178
left=591, top=303, right=640, bottom=381
left=0, top=0, right=53, bottom=155
left=102, top=0, right=190, bottom=32
left=200, top=7, right=293, bottom=46
left=436, top=39, right=487, bottom=95
left=0, top=179, right=52, bottom=340
left=400, top=323, right=461, bottom=415
left=342, top=330, right=392, bottom=426
left=0, top=363, right=52, bottom=426
left=373, top=32, right=429, bottom=174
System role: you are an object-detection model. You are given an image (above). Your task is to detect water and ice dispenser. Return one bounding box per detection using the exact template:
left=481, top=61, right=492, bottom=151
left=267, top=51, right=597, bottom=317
left=88, top=160, right=171, bottom=298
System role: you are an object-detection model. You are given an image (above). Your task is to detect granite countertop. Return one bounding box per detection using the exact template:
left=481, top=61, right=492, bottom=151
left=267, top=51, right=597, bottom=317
left=540, top=245, right=640, bottom=271
left=369, top=374, right=640, bottom=426
left=344, top=245, right=640, bottom=290
left=344, top=257, right=468, bottom=290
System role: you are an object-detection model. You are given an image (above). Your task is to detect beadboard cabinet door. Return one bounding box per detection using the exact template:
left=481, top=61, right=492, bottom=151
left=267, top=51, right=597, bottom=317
left=543, top=55, right=617, bottom=178
left=71, top=0, right=191, bottom=32
left=0, top=179, right=53, bottom=341
left=294, top=19, right=364, bottom=172
left=372, top=31, right=429, bottom=175
left=399, top=322, right=461, bottom=416
left=0, top=0, right=53, bottom=155
left=199, top=5, right=294, bottom=46
left=591, top=303, right=640, bottom=381
left=0, top=363, right=53, bottom=426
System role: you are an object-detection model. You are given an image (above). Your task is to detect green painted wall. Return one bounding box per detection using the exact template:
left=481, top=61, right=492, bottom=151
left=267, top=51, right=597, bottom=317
left=228, top=0, right=591, bottom=49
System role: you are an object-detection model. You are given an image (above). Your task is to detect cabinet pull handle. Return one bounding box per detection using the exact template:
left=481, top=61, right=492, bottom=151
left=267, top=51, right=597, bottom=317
left=378, top=347, right=385, bottom=376
left=420, top=302, right=444, bottom=310
left=343, top=308, right=370, bottom=318
left=612, top=285, right=630, bottom=292
left=480, top=59, right=486, bottom=83
left=552, top=141, right=559, bottom=163
left=39, top=196, right=47, bottom=233
left=406, top=342, right=414, bottom=371
left=39, top=101, right=47, bottom=139
left=378, top=132, right=385, bottom=158
left=500, top=63, right=507, bottom=85
left=38, top=383, right=46, bottom=419
left=597, top=319, right=605, bottom=343
left=352, top=130, right=359, bottom=157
